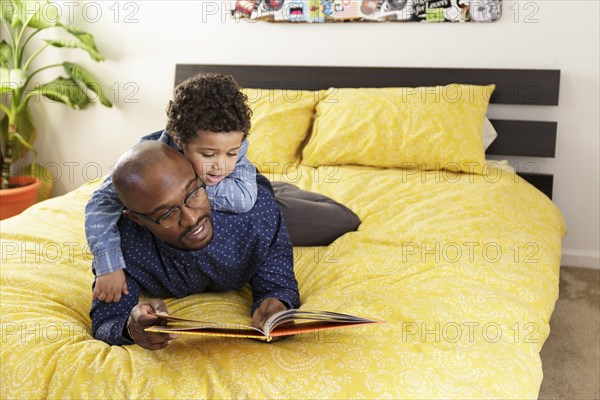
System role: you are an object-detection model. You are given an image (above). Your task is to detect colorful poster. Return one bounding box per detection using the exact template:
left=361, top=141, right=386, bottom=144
left=230, top=0, right=501, bottom=23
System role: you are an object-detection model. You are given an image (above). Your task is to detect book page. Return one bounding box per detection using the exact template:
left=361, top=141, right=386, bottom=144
left=262, top=309, right=381, bottom=336
left=146, top=310, right=384, bottom=340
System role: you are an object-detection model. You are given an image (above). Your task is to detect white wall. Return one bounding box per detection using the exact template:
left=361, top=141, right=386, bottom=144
left=31, top=1, right=599, bottom=268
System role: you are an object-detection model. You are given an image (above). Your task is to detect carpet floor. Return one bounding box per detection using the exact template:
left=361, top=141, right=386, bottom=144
left=538, top=266, right=600, bottom=400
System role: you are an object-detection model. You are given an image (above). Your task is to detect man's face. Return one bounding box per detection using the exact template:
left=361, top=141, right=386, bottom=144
left=124, top=160, right=213, bottom=250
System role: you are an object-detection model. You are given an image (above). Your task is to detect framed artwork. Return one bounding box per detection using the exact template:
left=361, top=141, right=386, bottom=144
left=230, top=0, right=502, bottom=23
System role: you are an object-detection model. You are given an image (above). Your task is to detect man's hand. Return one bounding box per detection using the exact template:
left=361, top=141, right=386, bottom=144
left=252, top=297, right=287, bottom=330
left=126, top=299, right=179, bottom=350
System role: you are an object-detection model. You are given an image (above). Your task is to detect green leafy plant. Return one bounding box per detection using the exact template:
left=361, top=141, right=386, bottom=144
left=0, top=0, right=112, bottom=191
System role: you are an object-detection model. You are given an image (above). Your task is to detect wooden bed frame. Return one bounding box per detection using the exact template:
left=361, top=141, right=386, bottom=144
left=175, top=64, right=560, bottom=198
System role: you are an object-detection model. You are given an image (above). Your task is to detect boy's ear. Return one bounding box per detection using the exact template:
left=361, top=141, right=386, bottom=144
left=171, top=134, right=183, bottom=150
left=122, top=210, right=143, bottom=226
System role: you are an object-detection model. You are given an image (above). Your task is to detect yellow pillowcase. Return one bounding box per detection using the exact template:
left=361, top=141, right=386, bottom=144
left=245, top=88, right=318, bottom=175
left=301, top=84, right=495, bottom=172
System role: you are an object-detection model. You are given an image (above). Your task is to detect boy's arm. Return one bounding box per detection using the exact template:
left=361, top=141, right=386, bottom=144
left=84, top=129, right=167, bottom=276
left=205, top=139, right=257, bottom=213
left=84, top=174, right=126, bottom=276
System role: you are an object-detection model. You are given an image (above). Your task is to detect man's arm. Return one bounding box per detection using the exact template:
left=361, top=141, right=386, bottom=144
left=90, top=272, right=178, bottom=348
left=249, top=204, right=300, bottom=316
left=90, top=270, right=139, bottom=345
left=206, top=139, right=257, bottom=213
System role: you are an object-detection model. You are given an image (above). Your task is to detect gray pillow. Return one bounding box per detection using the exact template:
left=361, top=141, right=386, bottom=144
left=272, top=181, right=361, bottom=247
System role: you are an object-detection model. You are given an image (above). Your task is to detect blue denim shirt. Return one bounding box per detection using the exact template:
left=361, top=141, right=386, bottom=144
left=84, top=130, right=257, bottom=276
left=90, top=187, right=299, bottom=345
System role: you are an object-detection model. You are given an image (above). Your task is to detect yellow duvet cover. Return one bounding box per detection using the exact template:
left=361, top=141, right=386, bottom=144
left=0, top=164, right=565, bottom=398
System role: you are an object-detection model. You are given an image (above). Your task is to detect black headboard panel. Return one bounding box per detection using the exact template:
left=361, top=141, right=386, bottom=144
left=175, top=64, right=560, bottom=199
left=175, top=64, right=560, bottom=105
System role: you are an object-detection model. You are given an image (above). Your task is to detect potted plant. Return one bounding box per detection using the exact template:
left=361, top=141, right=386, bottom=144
left=0, top=0, right=112, bottom=219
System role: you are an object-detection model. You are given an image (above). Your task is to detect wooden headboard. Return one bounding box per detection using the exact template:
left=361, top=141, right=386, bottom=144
left=175, top=64, right=560, bottom=198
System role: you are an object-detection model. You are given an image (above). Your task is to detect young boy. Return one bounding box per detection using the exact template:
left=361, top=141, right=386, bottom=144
left=85, top=73, right=256, bottom=302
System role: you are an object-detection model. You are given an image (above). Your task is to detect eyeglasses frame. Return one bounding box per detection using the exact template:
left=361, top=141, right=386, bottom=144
left=125, top=178, right=207, bottom=229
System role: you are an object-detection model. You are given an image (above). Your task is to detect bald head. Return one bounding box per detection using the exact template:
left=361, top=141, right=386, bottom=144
left=113, top=141, right=193, bottom=208
left=113, top=141, right=213, bottom=250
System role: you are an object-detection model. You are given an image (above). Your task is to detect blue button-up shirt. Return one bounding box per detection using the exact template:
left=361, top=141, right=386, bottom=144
left=90, top=187, right=299, bottom=346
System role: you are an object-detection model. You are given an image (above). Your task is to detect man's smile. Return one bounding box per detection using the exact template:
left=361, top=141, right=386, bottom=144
left=183, top=215, right=211, bottom=241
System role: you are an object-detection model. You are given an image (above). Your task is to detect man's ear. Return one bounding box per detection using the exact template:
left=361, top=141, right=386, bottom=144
left=122, top=210, right=144, bottom=226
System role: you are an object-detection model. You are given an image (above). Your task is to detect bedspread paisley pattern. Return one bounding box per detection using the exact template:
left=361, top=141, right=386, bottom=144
left=0, top=164, right=565, bottom=398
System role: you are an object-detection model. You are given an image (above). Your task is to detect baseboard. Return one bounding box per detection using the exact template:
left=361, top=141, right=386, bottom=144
left=561, top=249, right=600, bottom=270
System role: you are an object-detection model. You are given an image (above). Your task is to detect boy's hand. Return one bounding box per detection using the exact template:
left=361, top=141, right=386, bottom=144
left=93, top=269, right=129, bottom=302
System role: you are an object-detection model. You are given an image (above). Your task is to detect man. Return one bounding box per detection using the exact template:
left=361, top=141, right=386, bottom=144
left=90, top=141, right=300, bottom=349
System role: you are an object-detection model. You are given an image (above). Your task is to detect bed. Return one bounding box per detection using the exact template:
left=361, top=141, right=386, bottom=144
left=0, top=64, right=565, bottom=398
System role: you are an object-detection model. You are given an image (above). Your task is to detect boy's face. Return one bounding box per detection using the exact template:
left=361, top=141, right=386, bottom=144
left=180, top=130, right=245, bottom=186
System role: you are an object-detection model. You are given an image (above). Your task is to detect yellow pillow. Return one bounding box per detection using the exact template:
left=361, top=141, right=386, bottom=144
left=244, top=88, right=318, bottom=175
left=301, top=84, right=495, bottom=172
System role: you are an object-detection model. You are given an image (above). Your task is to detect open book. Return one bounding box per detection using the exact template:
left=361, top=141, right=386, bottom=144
left=145, top=309, right=384, bottom=342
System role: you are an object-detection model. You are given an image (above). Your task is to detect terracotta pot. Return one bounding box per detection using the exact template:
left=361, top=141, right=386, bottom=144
left=0, top=176, right=42, bottom=220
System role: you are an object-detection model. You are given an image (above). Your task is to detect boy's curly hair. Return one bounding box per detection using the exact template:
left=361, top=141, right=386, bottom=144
left=166, top=73, right=252, bottom=147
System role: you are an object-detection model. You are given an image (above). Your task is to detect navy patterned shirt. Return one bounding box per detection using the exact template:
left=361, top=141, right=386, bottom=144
left=90, top=187, right=300, bottom=346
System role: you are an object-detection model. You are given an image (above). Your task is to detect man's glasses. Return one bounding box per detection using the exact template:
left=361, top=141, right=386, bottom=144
left=126, top=179, right=208, bottom=229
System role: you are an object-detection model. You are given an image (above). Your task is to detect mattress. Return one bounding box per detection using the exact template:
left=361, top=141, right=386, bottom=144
left=0, top=163, right=566, bottom=398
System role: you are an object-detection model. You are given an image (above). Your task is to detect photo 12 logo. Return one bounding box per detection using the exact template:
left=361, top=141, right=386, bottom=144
left=2, top=321, right=88, bottom=344
left=400, top=241, right=540, bottom=264
left=1, top=1, right=141, bottom=24
left=400, top=321, right=540, bottom=344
